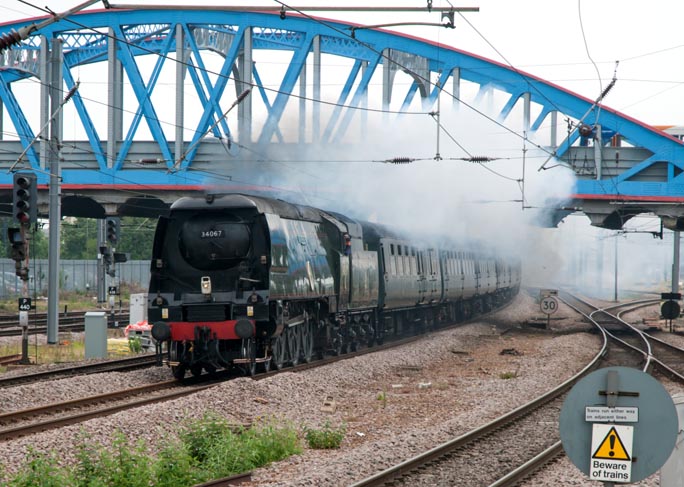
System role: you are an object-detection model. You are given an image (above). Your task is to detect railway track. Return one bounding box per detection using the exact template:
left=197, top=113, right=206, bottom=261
left=0, top=354, right=22, bottom=366
left=349, top=292, right=681, bottom=486
left=2, top=293, right=620, bottom=487
left=0, top=331, right=451, bottom=444
left=0, top=373, right=255, bottom=442
left=0, top=354, right=157, bottom=388
left=0, top=297, right=518, bottom=449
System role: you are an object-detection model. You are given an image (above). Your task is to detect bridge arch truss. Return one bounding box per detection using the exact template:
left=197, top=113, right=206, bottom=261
left=0, top=6, right=682, bottom=226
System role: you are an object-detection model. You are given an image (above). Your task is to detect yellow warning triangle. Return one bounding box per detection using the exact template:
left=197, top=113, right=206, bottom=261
left=592, top=426, right=631, bottom=461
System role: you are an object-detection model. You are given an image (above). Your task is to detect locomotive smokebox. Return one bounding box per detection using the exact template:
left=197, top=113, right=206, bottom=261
left=235, top=319, right=255, bottom=338
left=151, top=321, right=171, bottom=342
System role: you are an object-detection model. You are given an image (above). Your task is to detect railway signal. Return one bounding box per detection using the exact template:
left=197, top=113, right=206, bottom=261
left=7, top=228, right=28, bottom=280
left=105, top=217, right=120, bottom=245
left=12, top=172, right=37, bottom=226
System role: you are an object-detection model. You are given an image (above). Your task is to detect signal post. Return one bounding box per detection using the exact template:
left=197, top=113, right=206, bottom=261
left=9, top=172, right=37, bottom=365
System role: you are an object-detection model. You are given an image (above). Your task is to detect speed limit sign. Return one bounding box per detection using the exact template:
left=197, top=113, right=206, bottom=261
left=540, top=296, right=559, bottom=315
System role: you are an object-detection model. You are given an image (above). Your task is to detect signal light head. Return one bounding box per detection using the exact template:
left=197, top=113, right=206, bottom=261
left=12, top=172, right=37, bottom=226
left=15, top=176, right=31, bottom=189
left=105, top=217, right=120, bottom=245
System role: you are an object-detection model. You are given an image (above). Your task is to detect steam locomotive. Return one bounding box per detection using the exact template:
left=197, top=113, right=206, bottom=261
left=148, top=194, right=521, bottom=379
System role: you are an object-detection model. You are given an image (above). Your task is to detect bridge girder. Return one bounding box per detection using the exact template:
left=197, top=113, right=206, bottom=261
left=0, top=7, right=681, bottom=225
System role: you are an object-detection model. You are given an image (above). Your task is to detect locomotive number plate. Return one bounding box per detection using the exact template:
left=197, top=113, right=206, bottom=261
left=201, top=230, right=224, bottom=238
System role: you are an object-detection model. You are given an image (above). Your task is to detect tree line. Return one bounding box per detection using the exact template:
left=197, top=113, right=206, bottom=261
left=1, top=217, right=157, bottom=260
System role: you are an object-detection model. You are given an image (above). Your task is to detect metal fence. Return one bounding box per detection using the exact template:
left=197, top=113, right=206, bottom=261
left=0, top=259, right=150, bottom=297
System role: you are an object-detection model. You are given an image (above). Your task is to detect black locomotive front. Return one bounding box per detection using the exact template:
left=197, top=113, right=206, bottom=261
left=148, top=196, right=272, bottom=378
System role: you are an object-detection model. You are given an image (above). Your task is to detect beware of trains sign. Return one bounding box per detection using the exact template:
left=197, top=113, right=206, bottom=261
left=589, top=424, right=633, bottom=482
left=559, top=367, right=678, bottom=484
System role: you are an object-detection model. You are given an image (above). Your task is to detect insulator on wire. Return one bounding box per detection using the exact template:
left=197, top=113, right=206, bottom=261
left=384, top=157, right=414, bottom=164
left=598, top=78, right=615, bottom=101
left=0, top=30, right=23, bottom=54
left=62, top=81, right=80, bottom=104
left=467, top=156, right=495, bottom=163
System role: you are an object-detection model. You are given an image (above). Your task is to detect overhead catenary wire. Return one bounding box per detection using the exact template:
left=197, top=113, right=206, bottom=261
left=4, top=0, right=584, bottom=211
left=10, top=0, right=558, bottom=170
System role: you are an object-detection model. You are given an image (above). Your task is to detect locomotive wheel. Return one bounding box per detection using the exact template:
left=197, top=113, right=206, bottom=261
left=190, top=365, right=203, bottom=377
left=287, top=326, right=300, bottom=366
left=171, top=365, right=186, bottom=380
left=240, top=338, right=257, bottom=376
left=301, top=321, right=314, bottom=363
left=272, top=334, right=287, bottom=370
left=332, top=334, right=343, bottom=356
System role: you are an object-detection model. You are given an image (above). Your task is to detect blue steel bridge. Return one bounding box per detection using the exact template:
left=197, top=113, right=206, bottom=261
left=0, top=5, right=684, bottom=229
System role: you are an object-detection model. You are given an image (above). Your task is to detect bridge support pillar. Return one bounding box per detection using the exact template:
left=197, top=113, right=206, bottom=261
left=299, top=52, right=306, bottom=144
left=175, top=24, right=186, bottom=160
left=313, top=35, right=321, bottom=142
left=452, top=67, right=460, bottom=110
left=238, top=26, right=252, bottom=145
left=107, top=27, right=123, bottom=169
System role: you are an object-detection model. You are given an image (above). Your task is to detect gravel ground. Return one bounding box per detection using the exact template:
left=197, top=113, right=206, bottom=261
left=0, top=291, right=681, bottom=486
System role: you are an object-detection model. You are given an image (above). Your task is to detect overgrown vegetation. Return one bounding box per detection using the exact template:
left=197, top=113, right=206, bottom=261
left=376, top=390, right=387, bottom=409
left=305, top=421, right=346, bottom=449
left=499, top=371, right=518, bottom=379
left=1, top=414, right=302, bottom=486
left=0, top=339, right=87, bottom=364
left=127, top=336, right=143, bottom=353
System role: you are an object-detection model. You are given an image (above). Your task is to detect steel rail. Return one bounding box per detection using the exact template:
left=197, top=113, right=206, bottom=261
left=487, top=442, right=564, bottom=487
left=192, top=472, right=253, bottom=487
left=0, top=354, right=157, bottom=388
left=350, top=292, right=663, bottom=486
left=348, top=294, right=608, bottom=487
left=0, top=381, right=219, bottom=441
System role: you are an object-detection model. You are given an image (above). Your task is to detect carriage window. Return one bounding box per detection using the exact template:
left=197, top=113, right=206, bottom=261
left=390, top=244, right=395, bottom=255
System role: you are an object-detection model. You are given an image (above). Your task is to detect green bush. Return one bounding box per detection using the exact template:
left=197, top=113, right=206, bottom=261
left=9, top=449, right=72, bottom=487
left=128, top=336, right=143, bottom=353
left=154, top=439, right=205, bottom=487
left=80, top=432, right=154, bottom=487
left=305, top=421, right=346, bottom=449
left=4, top=416, right=302, bottom=486
left=179, top=412, right=236, bottom=464
left=188, top=416, right=302, bottom=478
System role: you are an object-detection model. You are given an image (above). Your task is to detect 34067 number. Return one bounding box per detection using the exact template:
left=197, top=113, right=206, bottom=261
left=201, top=230, right=223, bottom=238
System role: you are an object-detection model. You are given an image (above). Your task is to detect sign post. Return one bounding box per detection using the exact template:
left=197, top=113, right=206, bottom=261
left=539, top=291, right=558, bottom=329
left=18, top=299, right=30, bottom=365
left=560, top=367, right=678, bottom=486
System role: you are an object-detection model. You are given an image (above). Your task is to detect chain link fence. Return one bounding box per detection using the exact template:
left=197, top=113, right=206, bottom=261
left=0, top=259, right=150, bottom=297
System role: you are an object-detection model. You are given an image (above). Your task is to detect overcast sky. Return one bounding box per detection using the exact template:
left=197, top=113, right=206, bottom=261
left=3, top=0, right=684, bottom=126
